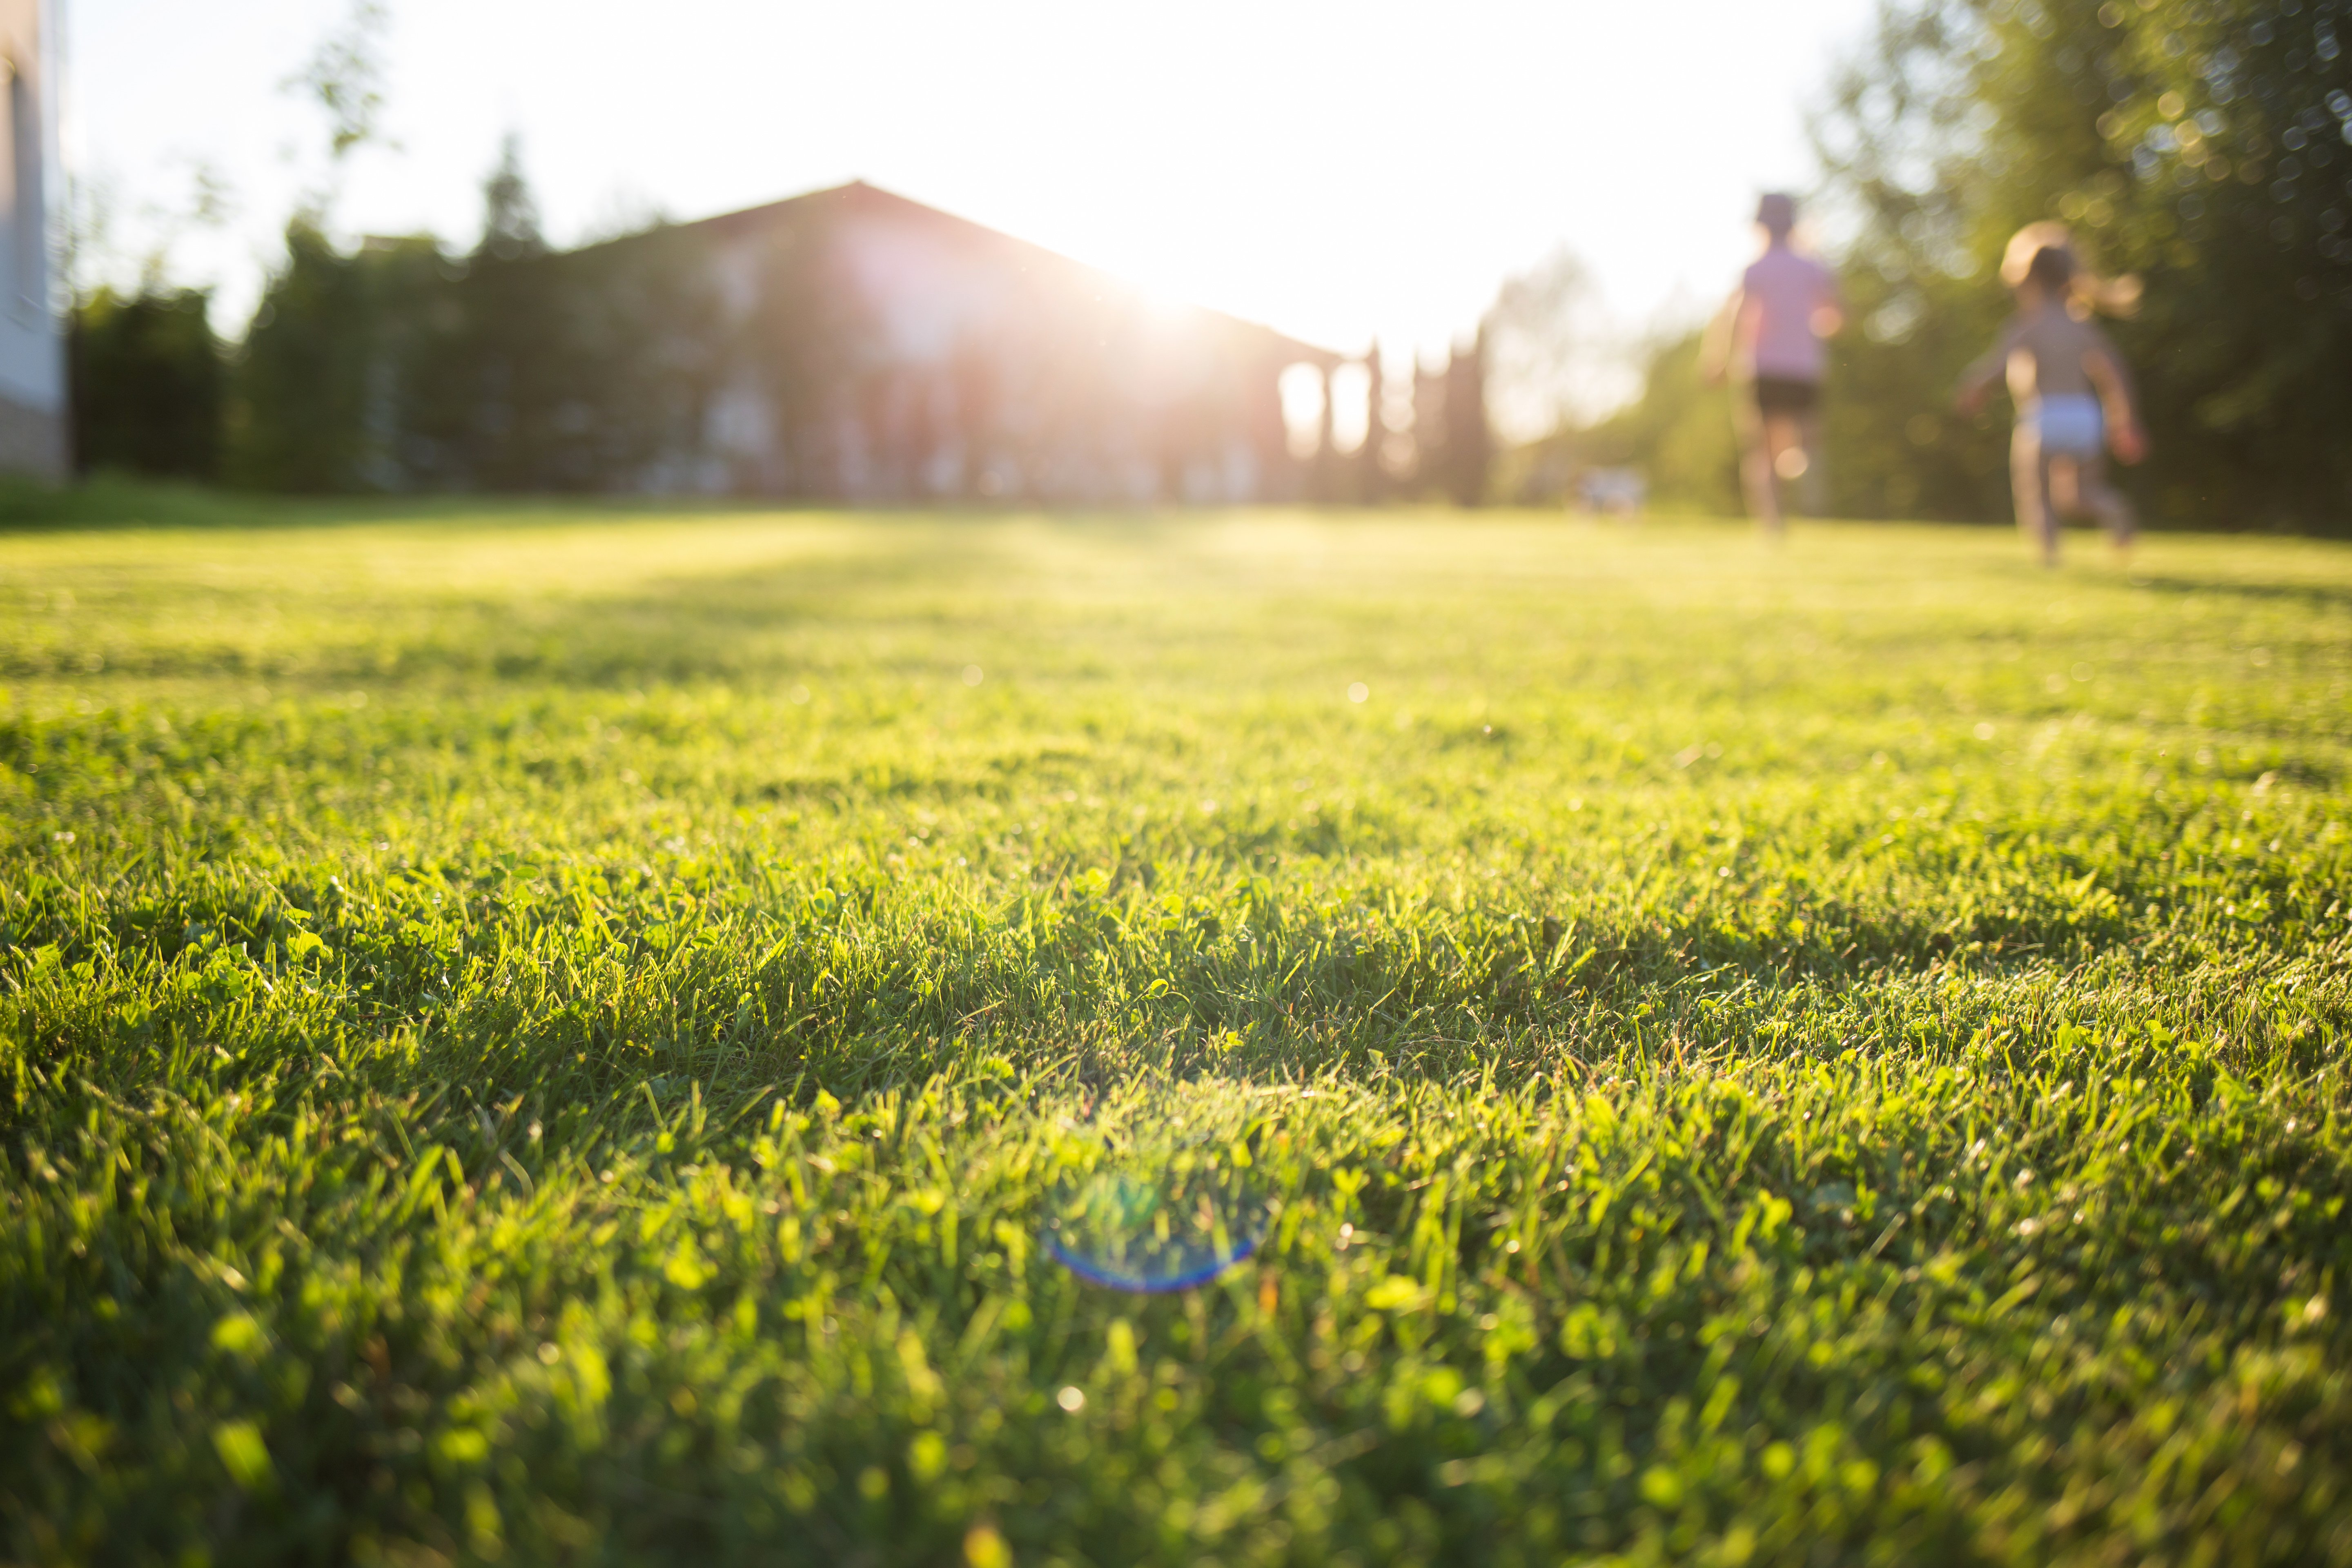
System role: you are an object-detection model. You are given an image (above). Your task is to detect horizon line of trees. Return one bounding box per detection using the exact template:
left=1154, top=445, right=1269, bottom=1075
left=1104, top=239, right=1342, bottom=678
left=72, top=140, right=735, bottom=494
left=71, top=155, right=1503, bottom=505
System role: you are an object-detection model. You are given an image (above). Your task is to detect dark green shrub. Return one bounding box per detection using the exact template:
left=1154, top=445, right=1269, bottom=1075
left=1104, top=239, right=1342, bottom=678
left=68, top=287, right=224, bottom=481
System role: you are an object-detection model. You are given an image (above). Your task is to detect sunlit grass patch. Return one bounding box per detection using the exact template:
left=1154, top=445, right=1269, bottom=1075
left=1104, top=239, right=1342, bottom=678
left=2, top=505, right=2349, bottom=1564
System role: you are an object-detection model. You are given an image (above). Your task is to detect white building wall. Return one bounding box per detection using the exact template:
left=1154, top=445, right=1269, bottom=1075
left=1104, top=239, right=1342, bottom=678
left=0, top=0, right=63, bottom=476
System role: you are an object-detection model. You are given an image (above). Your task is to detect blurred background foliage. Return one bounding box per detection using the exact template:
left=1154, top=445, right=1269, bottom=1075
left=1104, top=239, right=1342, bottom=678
left=65, top=287, right=223, bottom=483
left=62, top=0, right=2352, bottom=529
left=1815, top=0, right=2352, bottom=530
left=70, top=113, right=742, bottom=497
left=225, top=196, right=728, bottom=494
left=1506, top=0, right=2350, bottom=530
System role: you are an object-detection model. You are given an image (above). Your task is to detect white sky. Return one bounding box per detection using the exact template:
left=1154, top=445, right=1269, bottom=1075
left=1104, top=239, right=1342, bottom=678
left=68, top=0, right=1875, bottom=409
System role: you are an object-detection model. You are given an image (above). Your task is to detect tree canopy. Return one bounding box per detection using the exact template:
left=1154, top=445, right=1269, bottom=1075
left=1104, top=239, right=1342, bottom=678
left=1817, top=0, right=2352, bottom=528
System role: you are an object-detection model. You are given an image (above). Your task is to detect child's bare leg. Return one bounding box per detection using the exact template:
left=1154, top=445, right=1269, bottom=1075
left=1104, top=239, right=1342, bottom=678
left=2049, top=456, right=2081, bottom=517
left=1766, top=416, right=1807, bottom=493
left=1794, top=406, right=1827, bottom=517
left=1763, top=414, right=1814, bottom=533
left=1736, top=395, right=1783, bottom=537
left=2076, top=453, right=2136, bottom=555
left=2011, top=426, right=2056, bottom=565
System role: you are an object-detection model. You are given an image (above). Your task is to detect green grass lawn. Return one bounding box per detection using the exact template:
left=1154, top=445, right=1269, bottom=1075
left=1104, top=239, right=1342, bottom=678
left=3, top=505, right=2349, bottom=1567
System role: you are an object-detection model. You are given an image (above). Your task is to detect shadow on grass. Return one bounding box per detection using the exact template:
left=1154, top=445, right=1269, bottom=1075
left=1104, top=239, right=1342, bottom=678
left=0, top=475, right=1226, bottom=537
left=0, top=474, right=474, bottom=533
left=2127, top=572, right=2352, bottom=615
left=0, top=475, right=885, bottom=535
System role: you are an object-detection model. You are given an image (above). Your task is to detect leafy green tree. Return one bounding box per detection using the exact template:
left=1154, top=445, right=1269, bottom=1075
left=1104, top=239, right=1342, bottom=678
left=1440, top=330, right=1492, bottom=506
left=225, top=223, right=445, bottom=492
left=224, top=221, right=376, bottom=491
left=225, top=141, right=726, bottom=495
left=477, top=135, right=545, bottom=263
left=429, top=142, right=571, bottom=490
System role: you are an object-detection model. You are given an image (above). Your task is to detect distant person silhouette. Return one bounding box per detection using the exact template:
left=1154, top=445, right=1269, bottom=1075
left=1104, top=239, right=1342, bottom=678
left=1701, top=192, right=1844, bottom=539
left=1955, top=223, right=2146, bottom=568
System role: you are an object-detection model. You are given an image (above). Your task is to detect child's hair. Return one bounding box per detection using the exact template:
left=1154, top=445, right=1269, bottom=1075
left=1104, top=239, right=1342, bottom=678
left=2025, top=245, right=2073, bottom=293
left=1999, top=220, right=2141, bottom=317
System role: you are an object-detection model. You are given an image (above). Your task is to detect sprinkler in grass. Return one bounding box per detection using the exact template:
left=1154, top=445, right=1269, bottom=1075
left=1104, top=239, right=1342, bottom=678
left=1043, top=1088, right=1271, bottom=1294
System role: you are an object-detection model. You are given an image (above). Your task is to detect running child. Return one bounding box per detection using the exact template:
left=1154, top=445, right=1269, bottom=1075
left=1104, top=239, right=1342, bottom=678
left=1700, top=192, right=1844, bottom=539
left=1955, top=223, right=2147, bottom=567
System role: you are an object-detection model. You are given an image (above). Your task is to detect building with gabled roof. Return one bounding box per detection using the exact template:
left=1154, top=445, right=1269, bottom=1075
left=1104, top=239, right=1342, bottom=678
left=588, top=180, right=1341, bottom=502
left=234, top=179, right=1350, bottom=501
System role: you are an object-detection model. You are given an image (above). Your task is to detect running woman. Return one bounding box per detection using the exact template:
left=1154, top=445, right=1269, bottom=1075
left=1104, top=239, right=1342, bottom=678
left=1955, top=224, right=2147, bottom=567
left=1701, top=192, right=1844, bottom=539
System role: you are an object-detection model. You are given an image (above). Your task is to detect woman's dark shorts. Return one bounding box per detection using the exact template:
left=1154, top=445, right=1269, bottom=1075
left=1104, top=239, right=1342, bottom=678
left=1752, top=377, right=1820, bottom=416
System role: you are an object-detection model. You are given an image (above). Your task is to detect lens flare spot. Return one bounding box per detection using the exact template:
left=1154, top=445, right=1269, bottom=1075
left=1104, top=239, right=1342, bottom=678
left=1045, top=1085, right=1273, bottom=1294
